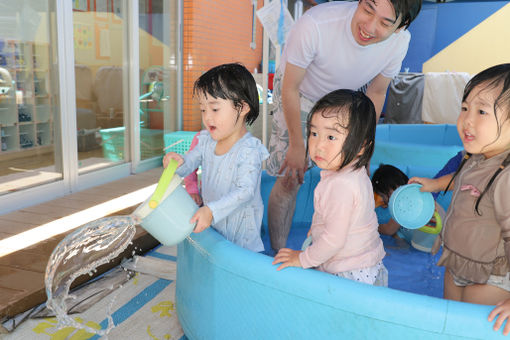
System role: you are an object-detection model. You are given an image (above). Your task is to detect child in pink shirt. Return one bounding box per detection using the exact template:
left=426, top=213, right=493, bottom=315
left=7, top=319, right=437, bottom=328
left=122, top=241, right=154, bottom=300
left=183, top=132, right=202, bottom=206
left=273, top=89, right=387, bottom=286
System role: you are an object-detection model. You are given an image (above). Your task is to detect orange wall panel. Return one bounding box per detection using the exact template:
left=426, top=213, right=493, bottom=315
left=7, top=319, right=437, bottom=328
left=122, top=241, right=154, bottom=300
left=182, top=0, right=263, bottom=131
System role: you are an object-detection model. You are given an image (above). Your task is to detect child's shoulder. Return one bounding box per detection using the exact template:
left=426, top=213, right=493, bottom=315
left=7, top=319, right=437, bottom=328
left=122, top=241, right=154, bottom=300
left=235, top=133, right=269, bottom=160
left=320, top=167, right=369, bottom=190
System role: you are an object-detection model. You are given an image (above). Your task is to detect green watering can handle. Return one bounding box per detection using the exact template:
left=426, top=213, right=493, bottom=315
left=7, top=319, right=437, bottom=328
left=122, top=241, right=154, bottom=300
left=149, top=159, right=178, bottom=209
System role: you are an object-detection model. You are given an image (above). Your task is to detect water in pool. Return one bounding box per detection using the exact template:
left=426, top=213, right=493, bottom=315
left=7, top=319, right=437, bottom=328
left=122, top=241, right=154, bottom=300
left=261, top=226, right=445, bottom=298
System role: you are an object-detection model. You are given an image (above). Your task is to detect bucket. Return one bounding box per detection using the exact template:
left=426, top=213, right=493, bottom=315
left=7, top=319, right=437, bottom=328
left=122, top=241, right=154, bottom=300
left=411, top=230, right=438, bottom=253
left=133, top=159, right=198, bottom=246
left=388, top=183, right=435, bottom=230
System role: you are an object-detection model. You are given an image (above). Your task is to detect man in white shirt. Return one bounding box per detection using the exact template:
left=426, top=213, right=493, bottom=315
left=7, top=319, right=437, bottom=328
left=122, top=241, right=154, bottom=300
left=267, top=0, right=422, bottom=253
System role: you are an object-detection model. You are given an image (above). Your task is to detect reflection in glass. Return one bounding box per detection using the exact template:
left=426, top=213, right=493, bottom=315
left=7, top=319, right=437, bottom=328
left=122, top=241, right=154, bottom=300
left=74, top=2, right=127, bottom=173
left=139, top=0, right=179, bottom=160
left=0, top=1, right=60, bottom=195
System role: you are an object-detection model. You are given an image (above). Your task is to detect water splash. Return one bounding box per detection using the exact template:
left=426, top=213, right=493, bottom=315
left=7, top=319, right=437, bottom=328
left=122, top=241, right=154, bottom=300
left=185, top=235, right=211, bottom=259
left=44, top=215, right=136, bottom=337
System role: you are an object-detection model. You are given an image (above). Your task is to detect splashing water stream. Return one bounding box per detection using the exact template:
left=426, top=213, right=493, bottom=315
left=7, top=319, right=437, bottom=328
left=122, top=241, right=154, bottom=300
left=45, top=215, right=137, bottom=337
left=44, top=160, right=201, bottom=336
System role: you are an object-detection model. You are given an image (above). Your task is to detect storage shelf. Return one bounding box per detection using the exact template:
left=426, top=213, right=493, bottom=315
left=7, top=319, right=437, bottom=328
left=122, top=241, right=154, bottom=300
left=0, top=40, right=53, bottom=154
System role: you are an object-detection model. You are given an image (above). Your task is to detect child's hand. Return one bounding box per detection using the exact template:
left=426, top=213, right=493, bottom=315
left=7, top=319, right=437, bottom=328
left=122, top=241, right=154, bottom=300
left=408, top=176, right=437, bottom=192
left=163, top=152, right=183, bottom=168
left=190, top=193, right=203, bottom=206
left=191, top=206, right=213, bottom=233
left=488, top=298, right=510, bottom=336
left=272, top=248, right=303, bottom=271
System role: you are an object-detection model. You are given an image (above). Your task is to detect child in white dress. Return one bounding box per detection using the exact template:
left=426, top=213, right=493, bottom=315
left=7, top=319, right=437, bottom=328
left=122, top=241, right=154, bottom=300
left=163, top=63, right=269, bottom=252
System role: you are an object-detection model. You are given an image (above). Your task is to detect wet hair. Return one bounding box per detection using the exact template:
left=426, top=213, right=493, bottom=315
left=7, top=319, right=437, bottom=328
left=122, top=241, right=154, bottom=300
left=371, top=164, right=409, bottom=197
left=306, top=89, right=376, bottom=171
left=445, top=63, right=510, bottom=215
left=361, top=0, right=422, bottom=30
left=193, top=62, right=259, bottom=126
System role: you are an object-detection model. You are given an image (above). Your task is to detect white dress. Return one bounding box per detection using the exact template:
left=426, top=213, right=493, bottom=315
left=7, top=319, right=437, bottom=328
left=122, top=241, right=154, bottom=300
left=176, top=130, right=269, bottom=252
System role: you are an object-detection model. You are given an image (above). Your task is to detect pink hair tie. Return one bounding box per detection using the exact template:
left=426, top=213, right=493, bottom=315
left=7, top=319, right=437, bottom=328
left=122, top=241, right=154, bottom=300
left=460, top=184, right=481, bottom=198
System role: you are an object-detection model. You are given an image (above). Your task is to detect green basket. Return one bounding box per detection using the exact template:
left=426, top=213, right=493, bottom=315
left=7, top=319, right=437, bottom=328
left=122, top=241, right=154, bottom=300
left=100, top=127, right=164, bottom=161
left=163, top=131, right=197, bottom=155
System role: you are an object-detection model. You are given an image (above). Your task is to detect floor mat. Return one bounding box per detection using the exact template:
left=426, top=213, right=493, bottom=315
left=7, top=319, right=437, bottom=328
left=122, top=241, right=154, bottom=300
left=3, top=245, right=185, bottom=340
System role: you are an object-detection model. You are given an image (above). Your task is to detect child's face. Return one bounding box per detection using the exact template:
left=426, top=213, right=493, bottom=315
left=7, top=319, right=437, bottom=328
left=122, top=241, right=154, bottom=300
left=351, top=0, right=403, bottom=46
left=198, top=93, right=247, bottom=144
left=457, top=83, right=510, bottom=159
left=308, top=111, right=347, bottom=171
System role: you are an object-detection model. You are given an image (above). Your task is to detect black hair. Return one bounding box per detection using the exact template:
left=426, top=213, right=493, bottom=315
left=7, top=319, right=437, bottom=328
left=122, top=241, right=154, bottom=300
left=361, top=0, right=422, bottom=30
left=306, top=89, right=376, bottom=171
left=447, top=63, right=510, bottom=215
left=193, top=62, right=259, bottom=126
left=371, top=164, right=409, bottom=196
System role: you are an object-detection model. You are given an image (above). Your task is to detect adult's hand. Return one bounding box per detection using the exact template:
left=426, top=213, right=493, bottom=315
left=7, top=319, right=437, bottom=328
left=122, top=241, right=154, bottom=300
left=279, top=63, right=308, bottom=185
left=279, top=142, right=307, bottom=185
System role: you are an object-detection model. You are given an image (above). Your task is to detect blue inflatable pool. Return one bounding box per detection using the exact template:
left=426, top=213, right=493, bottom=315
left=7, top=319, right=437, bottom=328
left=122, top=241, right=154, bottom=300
left=175, top=125, right=506, bottom=339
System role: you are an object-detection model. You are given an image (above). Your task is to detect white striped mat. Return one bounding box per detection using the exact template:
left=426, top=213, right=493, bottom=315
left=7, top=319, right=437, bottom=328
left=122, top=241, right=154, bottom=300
left=3, top=245, right=185, bottom=340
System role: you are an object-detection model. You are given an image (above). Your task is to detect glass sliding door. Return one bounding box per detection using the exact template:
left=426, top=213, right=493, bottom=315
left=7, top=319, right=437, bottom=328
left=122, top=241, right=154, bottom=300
left=74, top=0, right=128, bottom=173
left=139, top=0, right=179, bottom=161
left=0, top=1, right=61, bottom=195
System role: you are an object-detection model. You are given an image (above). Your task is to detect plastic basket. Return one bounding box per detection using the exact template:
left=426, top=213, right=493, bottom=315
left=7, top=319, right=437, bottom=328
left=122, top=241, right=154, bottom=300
left=100, top=127, right=163, bottom=161
left=163, top=131, right=197, bottom=155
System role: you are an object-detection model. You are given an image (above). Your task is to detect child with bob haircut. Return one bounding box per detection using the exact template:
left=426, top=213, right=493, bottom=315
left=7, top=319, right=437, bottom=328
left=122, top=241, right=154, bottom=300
left=163, top=63, right=269, bottom=252
left=408, top=64, right=510, bottom=335
left=273, top=89, right=387, bottom=286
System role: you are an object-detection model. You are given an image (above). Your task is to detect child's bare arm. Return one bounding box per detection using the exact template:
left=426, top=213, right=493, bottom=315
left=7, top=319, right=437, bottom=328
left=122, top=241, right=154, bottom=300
left=378, top=218, right=401, bottom=236
left=408, top=174, right=453, bottom=193
left=488, top=298, right=510, bottom=336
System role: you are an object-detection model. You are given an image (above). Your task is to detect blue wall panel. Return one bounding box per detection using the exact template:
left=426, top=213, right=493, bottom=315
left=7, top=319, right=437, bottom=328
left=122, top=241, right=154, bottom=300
left=401, top=1, right=508, bottom=72
left=432, top=1, right=507, bottom=55
left=402, top=4, right=437, bottom=72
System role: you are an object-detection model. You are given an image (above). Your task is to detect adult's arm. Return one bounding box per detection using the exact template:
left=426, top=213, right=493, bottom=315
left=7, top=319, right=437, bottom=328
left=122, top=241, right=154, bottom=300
left=280, top=62, right=308, bottom=183
left=365, top=73, right=392, bottom=123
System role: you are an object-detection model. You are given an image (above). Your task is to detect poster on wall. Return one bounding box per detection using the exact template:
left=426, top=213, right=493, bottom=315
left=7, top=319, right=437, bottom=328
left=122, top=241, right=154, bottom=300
left=95, top=23, right=110, bottom=59
left=256, top=0, right=294, bottom=46
left=74, top=24, right=93, bottom=50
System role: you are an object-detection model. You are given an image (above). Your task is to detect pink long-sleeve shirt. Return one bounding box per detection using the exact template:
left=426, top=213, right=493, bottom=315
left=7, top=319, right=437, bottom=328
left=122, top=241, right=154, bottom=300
left=183, top=132, right=200, bottom=195
left=299, top=165, right=385, bottom=274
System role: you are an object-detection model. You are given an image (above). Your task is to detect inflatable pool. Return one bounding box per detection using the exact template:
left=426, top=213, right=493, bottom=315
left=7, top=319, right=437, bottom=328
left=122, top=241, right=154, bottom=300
left=175, top=125, right=506, bottom=339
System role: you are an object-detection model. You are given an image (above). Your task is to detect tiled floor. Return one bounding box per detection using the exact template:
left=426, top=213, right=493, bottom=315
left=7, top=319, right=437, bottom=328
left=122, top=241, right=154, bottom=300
left=0, top=167, right=164, bottom=321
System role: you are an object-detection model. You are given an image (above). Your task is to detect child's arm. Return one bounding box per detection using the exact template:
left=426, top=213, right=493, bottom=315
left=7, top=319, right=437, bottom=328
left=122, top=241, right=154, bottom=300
left=378, top=218, right=401, bottom=236
left=164, top=134, right=203, bottom=178
left=272, top=248, right=303, bottom=270
left=205, top=147, right=266, bottom=225
left=488, top=298, right=510, bottom=336
left=163, top=152, right=183, bottom=168
left=299, top=180, right=354, bottom=269
left=191, top=206, right=213, bottom=232
left=408, top=174, right=453, bottom=193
